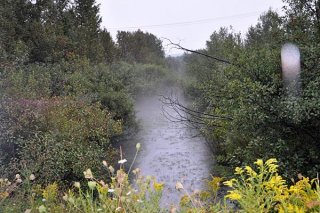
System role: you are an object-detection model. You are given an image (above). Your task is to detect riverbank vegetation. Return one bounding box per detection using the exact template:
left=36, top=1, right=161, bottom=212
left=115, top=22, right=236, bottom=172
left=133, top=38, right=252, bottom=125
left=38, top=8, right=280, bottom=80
left=1, top=156, right=320, bottom=212
left=0, top=0, right=175, bottom=188
left=182, top=0, right=320, bottom=179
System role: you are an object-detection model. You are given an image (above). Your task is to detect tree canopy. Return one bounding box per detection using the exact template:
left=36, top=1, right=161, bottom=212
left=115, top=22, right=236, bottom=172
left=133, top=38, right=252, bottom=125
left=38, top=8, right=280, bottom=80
left=183, top=0, right=320, bottom=178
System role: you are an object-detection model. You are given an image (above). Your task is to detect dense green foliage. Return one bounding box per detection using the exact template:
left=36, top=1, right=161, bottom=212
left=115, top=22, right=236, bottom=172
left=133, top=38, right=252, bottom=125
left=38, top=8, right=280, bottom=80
left=0, top=0, right=172, bottom=187
left=0, top=60, right=173, bottom=185
left=1, top=97, right=121, bottom=185
left=184, top=0, right=320, bottom=179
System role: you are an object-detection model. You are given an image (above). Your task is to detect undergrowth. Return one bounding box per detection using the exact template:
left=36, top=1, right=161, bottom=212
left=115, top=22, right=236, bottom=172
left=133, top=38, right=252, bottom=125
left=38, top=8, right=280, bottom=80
left=1, top=145, right=320, bottom=212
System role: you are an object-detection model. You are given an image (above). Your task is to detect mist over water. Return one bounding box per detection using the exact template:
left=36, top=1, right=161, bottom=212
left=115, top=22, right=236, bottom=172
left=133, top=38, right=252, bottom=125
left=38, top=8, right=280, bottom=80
left=120, top=87, right=214, bottom=207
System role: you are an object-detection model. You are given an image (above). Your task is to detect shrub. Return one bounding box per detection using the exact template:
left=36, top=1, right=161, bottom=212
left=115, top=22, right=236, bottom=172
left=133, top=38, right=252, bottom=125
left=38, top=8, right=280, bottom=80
left=1, top=97, right=122, bottom=185
left=0, top=145, right=165, bottom=213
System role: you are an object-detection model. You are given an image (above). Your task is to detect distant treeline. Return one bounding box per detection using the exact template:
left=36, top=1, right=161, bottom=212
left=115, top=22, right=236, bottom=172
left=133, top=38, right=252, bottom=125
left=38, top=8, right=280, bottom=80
left=0, top=0, right=165, bottom=65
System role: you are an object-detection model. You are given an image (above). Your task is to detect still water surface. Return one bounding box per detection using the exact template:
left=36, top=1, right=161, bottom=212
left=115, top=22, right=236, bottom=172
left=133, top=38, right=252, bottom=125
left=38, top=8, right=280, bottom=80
left=121, top=89, right=214, bottom=206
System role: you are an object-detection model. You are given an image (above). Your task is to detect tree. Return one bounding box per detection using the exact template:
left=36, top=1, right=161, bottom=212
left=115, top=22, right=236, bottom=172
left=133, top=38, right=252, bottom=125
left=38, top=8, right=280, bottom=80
left=181, top=7, right=320, bottom=179
left=99, top=29, right=118, bottom=64
left=117, top=30, right=165, bottom=64
left=72, top=0, right=104, bottom=62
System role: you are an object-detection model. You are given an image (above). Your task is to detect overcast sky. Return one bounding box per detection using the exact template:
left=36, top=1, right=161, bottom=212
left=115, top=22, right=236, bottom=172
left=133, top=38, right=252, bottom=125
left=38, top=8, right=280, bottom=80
left=96, top=0, right=285, bottom=55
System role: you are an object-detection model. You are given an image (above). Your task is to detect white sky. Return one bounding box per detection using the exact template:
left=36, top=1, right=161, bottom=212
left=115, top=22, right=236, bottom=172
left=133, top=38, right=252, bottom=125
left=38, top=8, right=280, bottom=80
left=96, top=0, right=285, bottom=55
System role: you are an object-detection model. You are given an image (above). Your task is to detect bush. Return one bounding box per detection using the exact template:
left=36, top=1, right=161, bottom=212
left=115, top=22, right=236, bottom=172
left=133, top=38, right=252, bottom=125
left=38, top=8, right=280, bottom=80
left=0, top=97, right=122, bottom=185
left=0, top=146, right=165, bottom=213
left=0, top=64, right=52, bottom=99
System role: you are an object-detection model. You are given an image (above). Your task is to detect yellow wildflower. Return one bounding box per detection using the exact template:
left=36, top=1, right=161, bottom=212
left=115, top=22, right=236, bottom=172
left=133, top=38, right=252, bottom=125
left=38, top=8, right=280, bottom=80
left=153, top=181, right=164, bottom=192
left=207, top=176, right=223, bottom=192
left=223, top=178, right=236, bottom=187
left=284, top=203, right=305, bottom=213
left=0, top=192, right=9, bottom=200
left=226, top=191, right=242, bottom=200
left=245, top=166, right=257, bottom=177
left=265, top=158, right=277, bottom=166
left=235, top=167, right=244, bottom=175
left=180, top=195, right=190, bottom=206
left=254, top=159, right=263, bottom=167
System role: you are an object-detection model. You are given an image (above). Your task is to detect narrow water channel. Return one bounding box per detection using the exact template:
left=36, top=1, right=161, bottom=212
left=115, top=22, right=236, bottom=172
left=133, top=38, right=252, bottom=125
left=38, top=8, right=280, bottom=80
left=122, top=88, right=214, bottom=207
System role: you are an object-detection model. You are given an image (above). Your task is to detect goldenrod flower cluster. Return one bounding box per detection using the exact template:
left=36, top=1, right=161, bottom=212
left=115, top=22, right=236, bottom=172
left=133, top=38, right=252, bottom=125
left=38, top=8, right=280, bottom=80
left=224, top=158, right=320, bottom=212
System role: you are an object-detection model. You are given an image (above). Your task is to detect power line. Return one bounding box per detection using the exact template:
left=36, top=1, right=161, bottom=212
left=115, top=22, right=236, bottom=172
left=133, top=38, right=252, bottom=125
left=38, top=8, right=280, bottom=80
left=107, top=11, right=264, bottom=30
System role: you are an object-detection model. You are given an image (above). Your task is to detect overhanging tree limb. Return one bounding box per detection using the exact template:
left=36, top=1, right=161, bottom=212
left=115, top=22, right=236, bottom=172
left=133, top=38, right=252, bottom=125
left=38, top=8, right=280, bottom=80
left=159, top=94, right=231, bottom=130
left=160, top=38, right=236, bottom=129
left=163, top=37, right=235, bottom=66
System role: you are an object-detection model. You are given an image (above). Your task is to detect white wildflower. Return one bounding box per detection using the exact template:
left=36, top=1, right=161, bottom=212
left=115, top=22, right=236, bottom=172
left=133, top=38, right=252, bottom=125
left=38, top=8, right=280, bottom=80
left=175, top=182, right=184, bottom=190
left=62, top=194, right=68, bottom=201
left=132, top=168, right=140, bottom=175
left=88, top=181, right=97, bottom=190
left=74, top=182, right=81, bottom=188
left=136, top=143, right=141, bottom=151
left=83, top=169, right=93, bottom=179
left=29, top=174, right=35, bottom=181
left=108, top=166, right=115, bottom=173
left=118, top=159, right=127, bottom=164
left=38, top=205, right=46, bottom=213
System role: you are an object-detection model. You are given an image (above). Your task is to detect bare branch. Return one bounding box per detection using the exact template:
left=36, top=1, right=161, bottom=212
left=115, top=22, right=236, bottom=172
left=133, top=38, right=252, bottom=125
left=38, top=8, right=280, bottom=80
left=159, top=93, right=229, bottom=130
left=162, top=37, right=235, bottom=66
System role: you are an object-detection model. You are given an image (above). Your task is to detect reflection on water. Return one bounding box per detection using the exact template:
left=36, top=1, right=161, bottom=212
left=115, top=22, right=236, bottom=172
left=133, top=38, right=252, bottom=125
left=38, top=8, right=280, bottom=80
left=121, top=88, right=214, bottom=207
